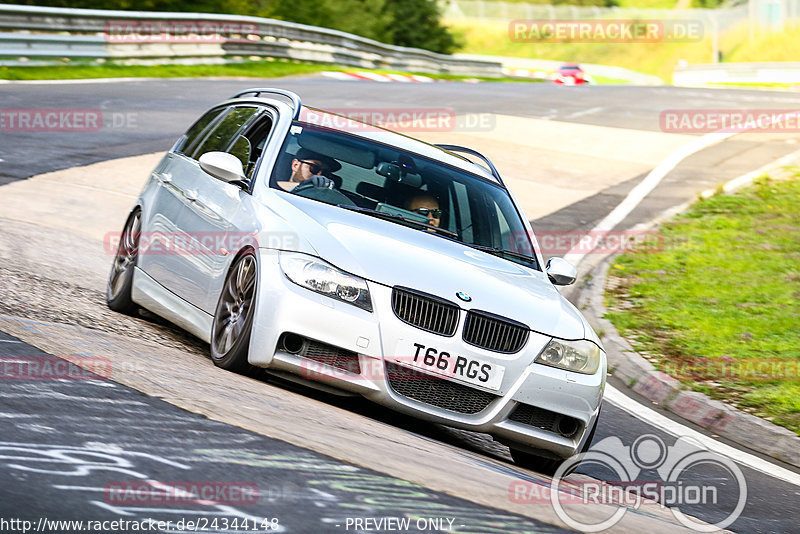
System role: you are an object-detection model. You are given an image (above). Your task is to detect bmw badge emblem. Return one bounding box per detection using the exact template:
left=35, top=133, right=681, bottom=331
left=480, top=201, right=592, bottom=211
left=456, top=291, right=472, bottom=302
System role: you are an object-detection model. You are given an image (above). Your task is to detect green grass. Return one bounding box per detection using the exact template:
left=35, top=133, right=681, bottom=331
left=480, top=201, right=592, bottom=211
left=605, top=172, right=800, bottom=434
left=706, top=82, right=800, bottom=90
left=0, top=58, right=547, bottom=83
left=0, top=59, right=331, bottom=80
left=590, top=74, right=633, bottom=84
left=447, top=19, right=800, bottom=82
left=615, top=0, right=679, bottom=7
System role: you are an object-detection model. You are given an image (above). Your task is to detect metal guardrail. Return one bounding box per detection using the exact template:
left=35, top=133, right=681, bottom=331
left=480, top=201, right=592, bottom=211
left=0, top=32, right=107, bottom=58
left=0, top=4, right=503, bottom=76
left=674, top=62, right=800, bottom=85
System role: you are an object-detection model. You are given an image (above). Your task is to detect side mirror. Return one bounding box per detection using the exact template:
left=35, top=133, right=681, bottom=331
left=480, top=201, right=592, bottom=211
left=546, top=257, right=577, bottom=286
left=199, top=152, right=246, bottom=183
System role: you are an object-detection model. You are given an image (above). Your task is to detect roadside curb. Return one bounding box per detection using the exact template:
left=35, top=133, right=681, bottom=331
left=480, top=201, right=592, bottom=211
left=581, top=255, right=800, bottom=468
left=574, top=156, right=800, bottom=468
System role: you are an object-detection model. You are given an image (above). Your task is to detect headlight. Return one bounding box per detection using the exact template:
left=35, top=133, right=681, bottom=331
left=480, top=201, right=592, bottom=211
left=279, top=252, right=372, bottom=312
left=535, top=338, right=602, bottom=374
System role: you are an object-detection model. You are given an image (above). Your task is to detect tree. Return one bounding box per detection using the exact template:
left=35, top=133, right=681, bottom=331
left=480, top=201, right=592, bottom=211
left=382, top=0, right=457, bottom=54
left=268, top=0, right=390, bottom=43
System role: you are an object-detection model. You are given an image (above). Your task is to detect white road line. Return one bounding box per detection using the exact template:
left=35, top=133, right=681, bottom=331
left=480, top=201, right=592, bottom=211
left=605, top=385, right=800, bottom=487
left=563, top=113, right=800, bottom=482
left=563, top=112, right=797, bottom=265
left=564, top=106, right=604, bottom=120
left=0, top=78, right=156, bottom=85
left=563, top=130, right=734, bottom=265
left=53, top=485, right=106, bottom=491
left=0, top=339, right=21, bottom=343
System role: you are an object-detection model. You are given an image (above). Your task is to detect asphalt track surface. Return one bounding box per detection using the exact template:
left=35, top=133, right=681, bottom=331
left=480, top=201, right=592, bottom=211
left=2, top=78, right=800, bottom=533
left=0, top=331, right=567, bottom=534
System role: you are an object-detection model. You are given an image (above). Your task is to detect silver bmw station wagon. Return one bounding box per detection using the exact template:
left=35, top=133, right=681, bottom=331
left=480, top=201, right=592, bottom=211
left=107, top=88, right=605, bottom=473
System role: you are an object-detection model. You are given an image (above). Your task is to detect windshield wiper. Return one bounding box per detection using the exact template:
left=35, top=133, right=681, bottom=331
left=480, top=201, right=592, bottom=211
left=468, top=244, right=538, bottom=267
left=336, top=205, right=458, bottom=239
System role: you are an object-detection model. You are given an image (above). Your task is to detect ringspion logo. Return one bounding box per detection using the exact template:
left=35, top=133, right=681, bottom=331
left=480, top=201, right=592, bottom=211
left=545, top=435, right=746, bottom=531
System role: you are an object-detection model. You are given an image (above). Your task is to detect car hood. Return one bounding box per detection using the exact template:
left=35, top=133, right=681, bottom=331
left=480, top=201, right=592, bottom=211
left=273, top=195, right=587, bottom=340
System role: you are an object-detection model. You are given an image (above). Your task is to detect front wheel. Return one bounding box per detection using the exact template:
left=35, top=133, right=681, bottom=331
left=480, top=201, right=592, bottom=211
left=106, top=209, right=141, bottom=315
left=210, top=251, right=258, bottom=374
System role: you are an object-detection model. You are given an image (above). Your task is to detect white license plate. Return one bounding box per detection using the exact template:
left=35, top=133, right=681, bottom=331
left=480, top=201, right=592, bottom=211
left=392, top=340, right=505, bottom=391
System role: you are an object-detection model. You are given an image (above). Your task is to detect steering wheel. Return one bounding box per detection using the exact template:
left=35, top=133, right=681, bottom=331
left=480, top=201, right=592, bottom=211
left=292, top=182, right=357, bottom=206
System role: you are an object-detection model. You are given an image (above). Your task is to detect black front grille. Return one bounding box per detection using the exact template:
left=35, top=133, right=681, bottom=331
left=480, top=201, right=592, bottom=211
left=300, top=340, right=361, bottom=375
left=463, top=310, right=529, bottom=353
left=385, top=361, right=498, bottom=414
left=391, top=287, right=459, bottom=336
left=509, top=403, right=581, bottom=438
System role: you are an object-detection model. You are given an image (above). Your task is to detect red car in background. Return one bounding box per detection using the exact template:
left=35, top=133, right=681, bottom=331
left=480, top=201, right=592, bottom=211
left=553, top=63, right=592, bottom=85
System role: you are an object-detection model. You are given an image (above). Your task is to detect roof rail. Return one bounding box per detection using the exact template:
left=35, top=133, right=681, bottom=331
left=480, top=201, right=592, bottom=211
left=434, top=144, right=505, bottom=187
left=231, top=88, right=302, bottom=119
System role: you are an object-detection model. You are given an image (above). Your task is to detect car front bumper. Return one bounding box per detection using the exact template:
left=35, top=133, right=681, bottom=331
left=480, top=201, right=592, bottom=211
left=248, top=249, right=605, bottom=459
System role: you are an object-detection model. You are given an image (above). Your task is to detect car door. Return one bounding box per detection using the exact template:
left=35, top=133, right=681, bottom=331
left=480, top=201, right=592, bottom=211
left=137, top=106, right=228, bottom=290
left=170, top=105, right=274, bottom=313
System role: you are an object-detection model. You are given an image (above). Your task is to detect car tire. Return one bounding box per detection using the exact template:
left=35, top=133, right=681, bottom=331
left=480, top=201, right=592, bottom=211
left=511, top=407, right=601, bottom=476
left=210, top=250, right=258, bottom=374
left=106, top=209, right=141, bottom=315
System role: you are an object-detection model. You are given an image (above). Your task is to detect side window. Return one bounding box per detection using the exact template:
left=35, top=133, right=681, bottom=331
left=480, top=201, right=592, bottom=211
left=175, top=107, right=227, bottom=157
left=228, top=135, right=252, bottom=169
left=189, top=106, right=259, bottom=160
left=238, top=114, right=274, bottom=180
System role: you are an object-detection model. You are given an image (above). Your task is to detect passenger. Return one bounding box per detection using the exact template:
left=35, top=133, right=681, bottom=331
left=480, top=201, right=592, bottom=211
left=404, top=193, right=442, bottom=228
left=277, top=148, right=341, bottom=191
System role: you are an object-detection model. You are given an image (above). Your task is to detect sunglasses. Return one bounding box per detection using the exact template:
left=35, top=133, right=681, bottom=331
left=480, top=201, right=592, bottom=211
left=299, top=160, right=331, bottom=176
left=413, top=207, right=443, bottom=218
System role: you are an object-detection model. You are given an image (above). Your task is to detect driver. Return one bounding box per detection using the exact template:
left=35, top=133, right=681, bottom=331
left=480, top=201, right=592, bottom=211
left=404, top=193, right=442, bottom=228
left=276, top=148, right=341, bottom=192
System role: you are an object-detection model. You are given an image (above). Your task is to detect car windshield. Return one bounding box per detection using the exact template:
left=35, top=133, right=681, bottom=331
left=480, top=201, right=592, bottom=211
left=269, top=122, right=539, bottom=270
